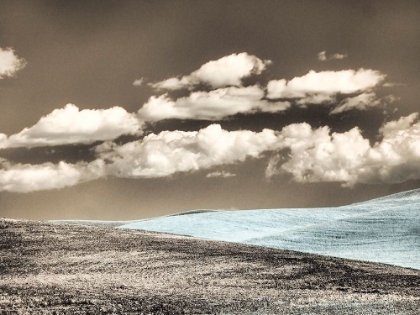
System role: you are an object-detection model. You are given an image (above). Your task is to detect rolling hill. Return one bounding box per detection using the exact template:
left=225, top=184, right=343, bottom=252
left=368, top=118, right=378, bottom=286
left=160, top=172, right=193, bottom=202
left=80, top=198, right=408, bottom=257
left=116, top=189, right=420, bottom=270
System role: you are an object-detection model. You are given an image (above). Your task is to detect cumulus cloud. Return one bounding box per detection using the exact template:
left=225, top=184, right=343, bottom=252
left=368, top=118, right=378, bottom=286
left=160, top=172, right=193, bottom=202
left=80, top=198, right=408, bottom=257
left=95, top=124, right=281, bottom=178
left=318, top=51, right=347, bottom=61
left=138, top=86, right=290, bottom=121
left=267, top=114, right=420, bottom=186
left=3, top=113, right=420, bottom=192
left=267, top=69, right=385, bottom=100
left=0, top=47, right=26, bottom=78
left=0, top=104, right=142, bottom=148
left=94, top=115, right=420, bottom=186
left=151, top=53, right=271, bottom=90
left=0, top=160, right=104, bottom=193
left=206, top=171, right=236, bottom=178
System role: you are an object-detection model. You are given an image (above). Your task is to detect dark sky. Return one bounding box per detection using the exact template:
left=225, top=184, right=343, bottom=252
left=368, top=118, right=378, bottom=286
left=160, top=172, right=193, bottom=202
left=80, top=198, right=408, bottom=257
left=1, top=0, right=420, bottom=220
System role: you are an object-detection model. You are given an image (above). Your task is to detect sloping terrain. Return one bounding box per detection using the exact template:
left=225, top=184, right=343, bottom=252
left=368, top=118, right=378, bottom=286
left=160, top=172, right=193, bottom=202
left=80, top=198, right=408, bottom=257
left=111, top=189, right=420, bottom=270
left=1, top=218, right=420, bottom=314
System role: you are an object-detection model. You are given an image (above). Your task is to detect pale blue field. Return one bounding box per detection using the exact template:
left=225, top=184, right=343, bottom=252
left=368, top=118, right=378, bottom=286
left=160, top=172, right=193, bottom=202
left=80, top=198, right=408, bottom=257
left=53, top=189, right=420, bottom=270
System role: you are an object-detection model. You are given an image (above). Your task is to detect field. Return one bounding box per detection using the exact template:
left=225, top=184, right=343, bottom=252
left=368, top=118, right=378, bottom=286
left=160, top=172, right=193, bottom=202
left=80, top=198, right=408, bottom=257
left=1, top=218, right=419, bottom=314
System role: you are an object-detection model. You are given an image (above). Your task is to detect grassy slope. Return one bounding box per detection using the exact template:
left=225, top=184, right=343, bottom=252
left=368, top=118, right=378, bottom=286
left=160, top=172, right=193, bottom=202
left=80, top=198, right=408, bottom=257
left=1, top=218, right=419, bottom=314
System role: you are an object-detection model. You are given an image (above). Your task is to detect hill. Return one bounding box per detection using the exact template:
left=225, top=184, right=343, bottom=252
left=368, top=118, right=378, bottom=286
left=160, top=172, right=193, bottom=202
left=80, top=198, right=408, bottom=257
left=1, top=218, right=419, bottom=314
left=113, top=188, right=420, bottom=270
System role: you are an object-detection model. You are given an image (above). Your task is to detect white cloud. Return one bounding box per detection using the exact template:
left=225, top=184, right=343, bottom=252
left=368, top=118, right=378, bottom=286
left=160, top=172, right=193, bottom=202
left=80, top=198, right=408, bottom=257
left=267, top=114, right=420, bottom=186
left=318, top=51, right=347, bottom=61
left=0, top=162, right=80, bottom=192
left=0, top=47, right=26, bottom=78
left=330, top=92, right=381, bottom=114
left=138, top=86, right=290, bottom=121
left=1, top=104, right=142, bottom=148
left=151, top=52, right=271, bottom=90
left=206, top=171, right=236, bottom=178
left=95, top=124, right=281, bottom=178
left=133, top=78, right=145, bottom=86
left=317, top=51, right=327, bottom=61
left=267, top=69, right=385, bottom=100
left=0, top=133, right=7, bottom=149
left=97, top=115, right=420, bottom=185
left=3, top=114, right=420, bottom=192
left=331, top=53, right=347, bottom=60
left=0, top=160, right=104, bottom=193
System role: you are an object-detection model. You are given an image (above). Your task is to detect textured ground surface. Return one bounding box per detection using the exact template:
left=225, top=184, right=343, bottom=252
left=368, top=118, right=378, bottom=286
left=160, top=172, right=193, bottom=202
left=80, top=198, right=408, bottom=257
left=1, top=218, right=420, bottom=314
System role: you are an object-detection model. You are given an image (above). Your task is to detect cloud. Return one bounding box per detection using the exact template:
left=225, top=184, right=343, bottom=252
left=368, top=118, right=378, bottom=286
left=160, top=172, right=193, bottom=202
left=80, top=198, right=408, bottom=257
left=0, top=160, right=104, bottom=193
left=331, top=53, right=347, bottom=60
left=138, top=86, right=290, bottom=121
left=133, top=78, right=145, bottom=86
left=0, top=104, right=142, bottom=148
left=151, top=52, right=271, bottom=90
left=267, top=69, right=385, bottom=100
left=0, top=47, right=27, bottom=78
left=266, top=69, right=386, bottom=113
left=95, top=124, right=281, bottom=178
left=0, top=133, right=7, bottom=149
left=267, top=114, right=420, bottom=186
left=330, top=92, right=381, bottom=114
left=317, top=51, right=347, bottom=61
left=317, top=51, right=327, bottom=61
left=206, top=171, right=236, bottom=178
left=3, top=113, right=420, bottom=192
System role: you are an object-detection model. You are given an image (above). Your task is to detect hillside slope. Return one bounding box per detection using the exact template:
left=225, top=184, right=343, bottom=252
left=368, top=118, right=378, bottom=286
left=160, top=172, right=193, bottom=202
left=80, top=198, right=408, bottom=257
left=1, top=219, right=420, bottom=314
left=117, top=189, right=420, bottom=270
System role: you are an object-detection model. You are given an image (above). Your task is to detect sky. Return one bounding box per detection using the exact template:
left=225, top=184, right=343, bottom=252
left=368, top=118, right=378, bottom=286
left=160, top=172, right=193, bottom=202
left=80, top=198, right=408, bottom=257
left=1, top=0, right=420, bottom=220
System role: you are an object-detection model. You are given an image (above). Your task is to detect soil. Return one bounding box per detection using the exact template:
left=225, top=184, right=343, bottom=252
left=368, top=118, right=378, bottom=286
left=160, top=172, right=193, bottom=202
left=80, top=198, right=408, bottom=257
left=1, top=218, right=419, bottom=314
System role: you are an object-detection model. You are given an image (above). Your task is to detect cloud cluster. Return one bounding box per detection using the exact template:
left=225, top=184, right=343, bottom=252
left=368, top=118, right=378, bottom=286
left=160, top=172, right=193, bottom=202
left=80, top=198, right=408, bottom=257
left=268, top=114, right=420, bottom=186
left=0, top=47, right=26, bottom=79
left=144, top=55, right=388, bottom=121
left=0, top=104, right=142, bottom=148
left=95, top=124, right=281, bottom=178
left=138, top=86, right=290, bottom=121
left=317, top=51, right=347, bottom=61
left=1, top=51, right=415, bottom=193
left=2, top=114, right=420, bottom=192
left=151, top=53, right=270, bottom=90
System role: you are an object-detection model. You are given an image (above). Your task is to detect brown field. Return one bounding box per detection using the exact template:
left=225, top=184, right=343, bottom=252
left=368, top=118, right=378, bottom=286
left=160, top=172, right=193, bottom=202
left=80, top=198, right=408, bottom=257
left=1, top=218, right=419, bottom=314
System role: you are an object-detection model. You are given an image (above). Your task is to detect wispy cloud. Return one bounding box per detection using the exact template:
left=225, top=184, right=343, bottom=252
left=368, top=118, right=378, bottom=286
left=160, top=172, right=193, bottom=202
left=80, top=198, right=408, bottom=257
left=206, top=171, right=236, bottom=178
left=317, top=51, right=347, bottom=62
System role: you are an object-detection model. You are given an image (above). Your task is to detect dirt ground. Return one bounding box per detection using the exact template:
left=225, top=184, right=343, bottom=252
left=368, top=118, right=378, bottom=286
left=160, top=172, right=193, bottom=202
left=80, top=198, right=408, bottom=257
left=1, top=218, right=419, bottom=314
